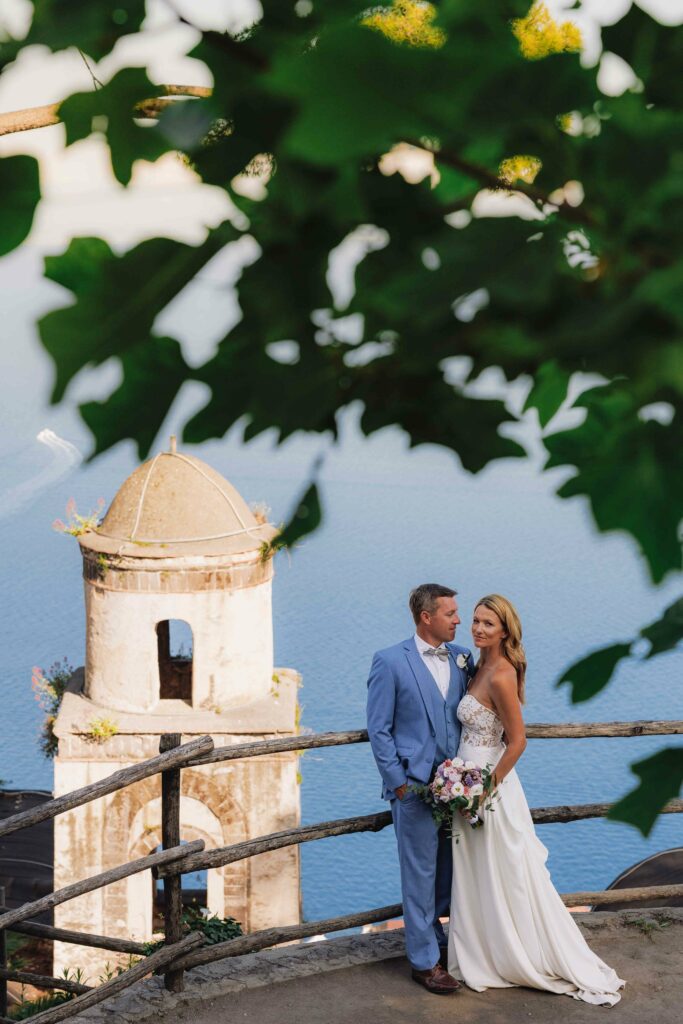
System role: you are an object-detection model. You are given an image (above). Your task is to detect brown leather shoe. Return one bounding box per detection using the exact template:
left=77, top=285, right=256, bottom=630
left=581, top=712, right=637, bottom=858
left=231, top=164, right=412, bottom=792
left=411, top=963, right=462, bottom=995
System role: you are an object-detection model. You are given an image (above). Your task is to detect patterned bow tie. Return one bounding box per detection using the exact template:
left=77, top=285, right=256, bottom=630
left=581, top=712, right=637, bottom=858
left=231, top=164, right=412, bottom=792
left=424, top=646, right=450, bottom=661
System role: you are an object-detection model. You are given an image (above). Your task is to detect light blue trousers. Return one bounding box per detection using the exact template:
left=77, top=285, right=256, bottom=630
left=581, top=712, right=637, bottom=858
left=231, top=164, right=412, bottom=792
left=391, top=791, right=453, bottom=970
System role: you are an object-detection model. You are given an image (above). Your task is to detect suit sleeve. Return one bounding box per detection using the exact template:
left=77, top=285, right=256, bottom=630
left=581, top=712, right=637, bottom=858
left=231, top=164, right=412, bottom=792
left=366, top=651, right=407, bottom=792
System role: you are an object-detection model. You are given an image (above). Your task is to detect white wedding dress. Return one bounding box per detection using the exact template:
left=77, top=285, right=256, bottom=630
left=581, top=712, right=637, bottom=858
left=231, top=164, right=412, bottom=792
left=448, top=694, right=625, bottom=1006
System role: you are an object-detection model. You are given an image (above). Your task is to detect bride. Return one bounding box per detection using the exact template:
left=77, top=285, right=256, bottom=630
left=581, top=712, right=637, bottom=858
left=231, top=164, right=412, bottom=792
left=448, top=594, right=625, bottom=1006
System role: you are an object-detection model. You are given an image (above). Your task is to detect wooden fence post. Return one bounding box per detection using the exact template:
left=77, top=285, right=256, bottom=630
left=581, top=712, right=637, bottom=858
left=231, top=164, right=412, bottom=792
left=159, top=734, right=184, bottom=993
left=0, top=887, right=7, bottom=1018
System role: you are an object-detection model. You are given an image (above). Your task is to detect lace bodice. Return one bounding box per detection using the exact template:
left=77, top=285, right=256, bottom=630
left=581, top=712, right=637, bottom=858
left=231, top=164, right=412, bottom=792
left=457, top=693, right=504, bottom=747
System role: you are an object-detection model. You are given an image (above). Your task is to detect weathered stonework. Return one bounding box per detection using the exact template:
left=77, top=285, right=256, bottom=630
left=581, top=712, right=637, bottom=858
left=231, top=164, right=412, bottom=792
left=52, top=451, right=301, bottom=978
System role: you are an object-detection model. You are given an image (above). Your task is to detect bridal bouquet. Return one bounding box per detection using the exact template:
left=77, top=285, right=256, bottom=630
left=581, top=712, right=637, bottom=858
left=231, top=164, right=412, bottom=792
left=411, top=757, right=495, bottom=839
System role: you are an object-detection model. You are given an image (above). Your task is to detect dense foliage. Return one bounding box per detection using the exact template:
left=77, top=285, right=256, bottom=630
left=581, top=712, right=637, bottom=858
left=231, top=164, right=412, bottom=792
left=1, top=1, right=681, bottom=831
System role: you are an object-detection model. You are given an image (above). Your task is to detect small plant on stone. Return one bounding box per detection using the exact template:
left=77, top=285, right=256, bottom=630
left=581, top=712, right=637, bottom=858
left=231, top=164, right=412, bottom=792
left=250, top=501, right=271, bottom=525
left=143, top=905, right=242, bottom=954
left=626, top=916, right=672, bottom=940
left=10, top=990, right=74, bottom=1019
left=98, top=956, right=141, bottom=983
left=31, top=658, right=74, bottom=758
left=53, top=497, right=106, bottom=537
left=83, top=717, right=119, bottom=743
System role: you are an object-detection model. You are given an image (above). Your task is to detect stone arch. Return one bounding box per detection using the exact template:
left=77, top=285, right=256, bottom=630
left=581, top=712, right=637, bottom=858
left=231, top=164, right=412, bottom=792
left=103, top=767, right=250, bottom=938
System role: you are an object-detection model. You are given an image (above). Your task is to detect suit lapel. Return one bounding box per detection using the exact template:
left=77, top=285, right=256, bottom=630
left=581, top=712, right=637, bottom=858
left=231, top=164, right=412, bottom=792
left=446, top=647, right=467, bottom=703
left=404, top=640, right=437, bottom=730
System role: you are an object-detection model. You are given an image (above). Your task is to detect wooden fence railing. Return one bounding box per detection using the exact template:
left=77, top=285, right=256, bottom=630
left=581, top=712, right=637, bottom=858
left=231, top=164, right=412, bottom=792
left=0, top=720, right=681, bottom=1022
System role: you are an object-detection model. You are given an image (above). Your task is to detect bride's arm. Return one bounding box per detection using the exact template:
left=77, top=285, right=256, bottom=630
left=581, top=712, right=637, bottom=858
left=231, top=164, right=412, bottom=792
left=490, top=668, right=526, bottom=787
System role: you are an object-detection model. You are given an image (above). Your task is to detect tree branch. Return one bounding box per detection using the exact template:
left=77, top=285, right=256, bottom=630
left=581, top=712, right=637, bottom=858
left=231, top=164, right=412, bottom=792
left=434, top=143, right=596, bottom=228
left=0, top=86, right=212, bottom=137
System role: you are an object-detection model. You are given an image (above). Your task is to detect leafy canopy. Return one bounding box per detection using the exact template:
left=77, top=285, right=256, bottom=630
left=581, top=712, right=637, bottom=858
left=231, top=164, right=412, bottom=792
left=1, top=0, right=681, bottom=832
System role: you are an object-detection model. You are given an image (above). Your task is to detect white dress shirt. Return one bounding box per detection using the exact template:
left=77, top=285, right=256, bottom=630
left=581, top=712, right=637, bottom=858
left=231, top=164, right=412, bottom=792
left=414, top=633, right=451, bottom=700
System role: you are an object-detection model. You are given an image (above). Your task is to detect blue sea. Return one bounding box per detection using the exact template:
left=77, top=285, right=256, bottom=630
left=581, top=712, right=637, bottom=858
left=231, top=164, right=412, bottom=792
left=1, top=245, right=681, bottom=925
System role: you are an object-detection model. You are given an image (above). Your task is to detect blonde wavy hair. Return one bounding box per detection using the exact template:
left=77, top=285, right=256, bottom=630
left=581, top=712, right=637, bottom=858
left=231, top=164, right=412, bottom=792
left=474, top=594, right=527, bottom=704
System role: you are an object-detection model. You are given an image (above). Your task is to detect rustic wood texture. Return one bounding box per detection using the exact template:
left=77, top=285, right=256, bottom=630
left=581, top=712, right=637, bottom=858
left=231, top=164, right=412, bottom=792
left=159, top=734, right=184, bottom=994
left=186, top=730, right=370, bottom=767
left=186, top=720, right=683, bottom=769
left=562, top=884, right=683, bottom=907
left=155, top=811, right=393, bottom=878
left=0, top=736, right=214, bottom=839
left=19, top=931, right=204, bottom=1024
left=156, top=798, right=683, bottom=879
left=170, top=904, right=404, bottom=971
left=531, top=798, right=683, bottom=824
left=525, top=721, right=683, bottom=738
left=8, top=920, right=146, bottom=955
left=171, top=885, right=683, bottom=970
left=0, top=841, right=204, bottom=932
left=0, top=966, right=90, bottom=994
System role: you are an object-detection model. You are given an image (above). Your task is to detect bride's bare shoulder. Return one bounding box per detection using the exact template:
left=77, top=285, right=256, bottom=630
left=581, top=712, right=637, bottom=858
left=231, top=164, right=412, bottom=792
left=490, top=661, right=517, bottom=693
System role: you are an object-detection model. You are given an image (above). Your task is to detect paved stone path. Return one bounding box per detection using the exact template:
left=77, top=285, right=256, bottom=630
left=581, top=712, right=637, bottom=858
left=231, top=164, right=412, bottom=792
left=77, top=909, right=683, bottom=1024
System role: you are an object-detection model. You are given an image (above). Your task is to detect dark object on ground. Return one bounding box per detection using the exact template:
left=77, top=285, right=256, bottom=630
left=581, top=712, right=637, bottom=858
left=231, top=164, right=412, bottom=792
left=591, top=847, right=683, bottom=912
left=411, top=964, right=462, bottom=995
left=0, top=792, right=53, bottom=924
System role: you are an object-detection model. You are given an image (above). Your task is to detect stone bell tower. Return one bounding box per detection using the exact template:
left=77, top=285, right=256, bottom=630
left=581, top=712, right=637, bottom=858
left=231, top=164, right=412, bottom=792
left=52, top=444, right=301, bottom=976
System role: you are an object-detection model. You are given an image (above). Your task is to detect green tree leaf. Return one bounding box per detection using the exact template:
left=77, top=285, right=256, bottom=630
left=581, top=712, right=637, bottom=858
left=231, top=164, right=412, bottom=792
left=59, top=69, right=168, bottom=185
left=80, top=337, right=190, bottom=459
left=40, top=226, right=236, bottom=402
left=24, top=0, right=147, bottom=61
left=544, top=385, right=683, bottom=583
left=641, top=597, right=683, bottom=659
left=608, top=748, right=683, bottom=836
left=0, top=156, right=40, bottom=256
left=557, top=642, right=632, bottom=703
left=270, top=480, right=323, bottom=555
left=523, top=359, right=571, bottom=428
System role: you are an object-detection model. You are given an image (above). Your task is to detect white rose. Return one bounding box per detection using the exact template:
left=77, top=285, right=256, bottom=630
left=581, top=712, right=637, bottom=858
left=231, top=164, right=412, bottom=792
left=450, top=782, right=464, bottom=796
left=456, top=653, right=467, bottom=669
left=452, top=757, right=465, bottom=768
left=469, top=783, right=484, bottom=796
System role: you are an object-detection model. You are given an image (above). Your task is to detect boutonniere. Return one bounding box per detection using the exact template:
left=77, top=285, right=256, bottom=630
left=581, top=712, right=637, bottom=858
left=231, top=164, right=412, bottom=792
left=456, top=653, right=468, bottom=670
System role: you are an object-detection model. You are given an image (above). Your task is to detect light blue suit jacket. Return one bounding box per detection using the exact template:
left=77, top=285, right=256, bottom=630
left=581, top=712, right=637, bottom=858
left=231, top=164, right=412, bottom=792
left=366, top=637, right=474, bottom=800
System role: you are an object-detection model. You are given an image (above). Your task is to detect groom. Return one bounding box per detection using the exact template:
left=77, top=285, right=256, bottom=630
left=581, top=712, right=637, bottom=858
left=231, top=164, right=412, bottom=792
left=366, top=584, right=474, bottom=994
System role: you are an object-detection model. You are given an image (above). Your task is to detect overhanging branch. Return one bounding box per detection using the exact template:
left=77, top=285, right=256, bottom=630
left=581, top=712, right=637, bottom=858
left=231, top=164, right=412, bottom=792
left=0, top=85, right=212, bottom=137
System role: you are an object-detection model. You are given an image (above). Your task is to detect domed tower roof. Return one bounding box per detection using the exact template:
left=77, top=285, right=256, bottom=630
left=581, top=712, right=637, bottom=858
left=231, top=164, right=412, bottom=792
left=79, top=449, right=276, bottom=558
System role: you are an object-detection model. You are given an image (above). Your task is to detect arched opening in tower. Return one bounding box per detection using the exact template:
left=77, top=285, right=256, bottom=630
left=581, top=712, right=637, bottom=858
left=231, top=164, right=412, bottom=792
left=153, top=841, right=208, bottom=930
left=156, top=619, right=193, bottom=701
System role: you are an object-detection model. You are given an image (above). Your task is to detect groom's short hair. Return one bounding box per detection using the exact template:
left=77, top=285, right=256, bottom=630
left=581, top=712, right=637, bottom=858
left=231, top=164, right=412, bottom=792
left=409, top=583, right=457, bottom=624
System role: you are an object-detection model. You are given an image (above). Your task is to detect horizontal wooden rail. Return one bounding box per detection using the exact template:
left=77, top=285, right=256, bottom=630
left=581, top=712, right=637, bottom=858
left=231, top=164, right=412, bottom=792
left=8, top=919, right=146, bottom=955
left=155, top=812, right=393, bottom=878
left=170, top=904, right=404, bottom=971
left=0, top=966, right=90, bottom=994
left=0, top=724, right=677, bottom=839
left=156, top=797, right=683, bottom=879
left=186, top=720, right=683, bottom=769
left=20, top=931, right=204, bottom=1024
left=169, top=883, right=683, bottom=971
left=0, top=736, right=214, bottom=839
left=0, top=840, right=204, bottom=932
left=532, top=797, right=683, bottom=824
left=187, top=730, right=369, bottom=767
left=525, top=720, right=683, bottom=738
left=563, top=884, right=683, bottom=907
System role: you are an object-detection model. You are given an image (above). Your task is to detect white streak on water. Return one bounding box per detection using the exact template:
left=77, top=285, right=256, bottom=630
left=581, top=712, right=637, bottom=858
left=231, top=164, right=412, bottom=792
left=1, top=430, right=82, bottom=520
